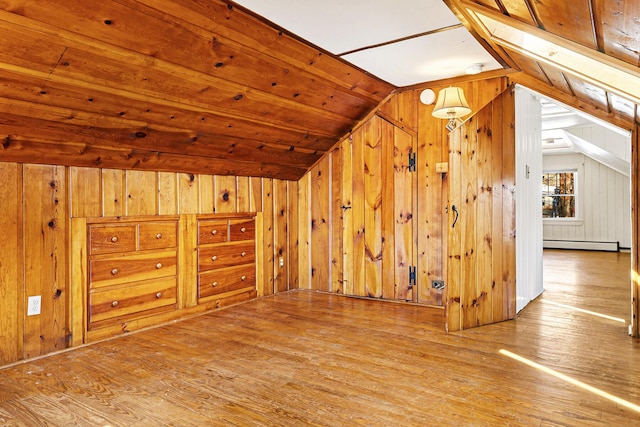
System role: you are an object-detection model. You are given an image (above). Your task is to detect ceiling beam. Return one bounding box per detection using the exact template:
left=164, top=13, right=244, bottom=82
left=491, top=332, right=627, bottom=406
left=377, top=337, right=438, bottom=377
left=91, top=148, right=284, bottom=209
left=508, top=72, right=634, bottom=131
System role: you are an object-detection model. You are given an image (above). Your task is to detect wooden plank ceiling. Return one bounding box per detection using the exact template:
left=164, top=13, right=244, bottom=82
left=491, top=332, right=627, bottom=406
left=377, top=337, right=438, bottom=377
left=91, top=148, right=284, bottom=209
left=1, top=0, right=639, bottom=181
left=0, top=0, right=393, bottom=180
left=446, top=0, right=640, bottom=130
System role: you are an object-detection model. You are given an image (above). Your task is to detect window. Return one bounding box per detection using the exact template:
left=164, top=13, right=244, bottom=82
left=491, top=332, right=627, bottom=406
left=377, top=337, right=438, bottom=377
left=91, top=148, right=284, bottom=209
left=542, top=172, right=576, bottom=218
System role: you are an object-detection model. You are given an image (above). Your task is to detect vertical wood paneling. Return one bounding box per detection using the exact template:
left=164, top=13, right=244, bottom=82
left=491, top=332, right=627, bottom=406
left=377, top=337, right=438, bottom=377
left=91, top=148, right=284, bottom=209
left=461, top=116, right=479, bottom=329
left=364, top=117, right=383, bottom=298
left=448, top=127, right=463, bottom=332
left=126, top=170, right=157, bottom=216
left=447, top=86, right=516, bottom=331
left=237, top=177, right=251, bottom=213
left=381, top=121, right=396, bottom=300
left=502, top=88, right=517, bottom=320
left=179, top=214, right=198, bottom=308
left=298, top=173, right=311, bottom=290
left=476, top=105, right=494, bottom=325
left=352, top=126, right=367, bottom=297
left=262, top=179, right=275, bottom=295
left=214, top=175, right=237, bottom=214
left=158, top=172, right=178, bottom=215
left=256, top=212, right=265, bottom=297
left=250, top=177, right=263, bottom=212
left=178, top=173, right=199, bottom=214
left=341, top=137, right=355, bottom=296
left=274, top=179, right=289, bottom=293
left=69, top=217, right=86, bottom=347
left=310, top=161, right=330, bottom=291
left=102, top=169, right=126, bottom=217
left=0, top=163, right=22, bottom=364
left=543, top=154, right=631, bottom=248
left=397, top=90, right=419, bottom=133
left=287, top=180, right=299, bottom=290
left=23, top=165, right=68, bottom=358
left=198, top=174, right=214, bottom=214
left=491, top=93, right=505, bottom=322
left=393, top=126, right=415, bottom=301
left=417, top=96, right=446, bottom=305
left=330, top=148, right=344, bottom=294
left=1, top=160, right=297, bottom=365
left=70, top=167, right=101, bottom=218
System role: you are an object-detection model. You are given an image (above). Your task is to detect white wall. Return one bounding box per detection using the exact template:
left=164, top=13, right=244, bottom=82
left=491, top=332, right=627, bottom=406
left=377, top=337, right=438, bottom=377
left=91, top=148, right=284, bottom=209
left=515, top=86, right=544, bottom=312
left=543, top=152, right=631, bottom=249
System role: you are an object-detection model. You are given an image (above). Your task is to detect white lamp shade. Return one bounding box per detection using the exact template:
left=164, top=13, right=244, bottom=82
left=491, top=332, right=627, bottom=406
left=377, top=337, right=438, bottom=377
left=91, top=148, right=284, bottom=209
left=432, top=87, right=471, bottom=119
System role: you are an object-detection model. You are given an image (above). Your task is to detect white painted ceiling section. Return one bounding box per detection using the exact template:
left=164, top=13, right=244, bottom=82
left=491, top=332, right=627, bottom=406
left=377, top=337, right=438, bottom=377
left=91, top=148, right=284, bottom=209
left=518, top=87, right=633, bottom=176
left=233, top=0, right=503, bottom=86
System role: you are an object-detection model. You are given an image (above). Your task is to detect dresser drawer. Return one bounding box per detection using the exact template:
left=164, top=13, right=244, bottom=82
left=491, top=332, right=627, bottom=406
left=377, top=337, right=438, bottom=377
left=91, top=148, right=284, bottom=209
left=90, top=251, right=177, bottom=288
left=229, top=218, right=255, bottom=241
left=88, top=277, right=176, bottom=326
left=198, top=264, right=255, bottom=299
left=139, top=221, right=177, bottom=251
left=198, top=220, right=229, bottom=245
left=198, top=241, right=255, bottom=271
left=89, top=225, right=137, bottom=255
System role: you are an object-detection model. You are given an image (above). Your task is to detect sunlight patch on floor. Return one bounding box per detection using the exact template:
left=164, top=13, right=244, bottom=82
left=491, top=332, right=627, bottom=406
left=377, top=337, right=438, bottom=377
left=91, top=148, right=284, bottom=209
left=541, top=299, right=626, bottom=323
left=500, top=349, right=640, bottom=413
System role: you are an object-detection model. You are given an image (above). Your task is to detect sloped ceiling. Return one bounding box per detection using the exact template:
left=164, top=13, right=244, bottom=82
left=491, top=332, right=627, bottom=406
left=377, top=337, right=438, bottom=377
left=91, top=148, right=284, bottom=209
left=445, top=0, right=640, bottom=130
left=0, top=0, right=394, bottom=180
left=0, top=0, right=638, bottom=181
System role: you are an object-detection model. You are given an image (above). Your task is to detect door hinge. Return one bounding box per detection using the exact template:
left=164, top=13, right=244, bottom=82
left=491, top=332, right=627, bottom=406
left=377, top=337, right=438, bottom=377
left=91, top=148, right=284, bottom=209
left=408, top=266, right=417, bottom=289
left=408, top=151, right=416, bottom=172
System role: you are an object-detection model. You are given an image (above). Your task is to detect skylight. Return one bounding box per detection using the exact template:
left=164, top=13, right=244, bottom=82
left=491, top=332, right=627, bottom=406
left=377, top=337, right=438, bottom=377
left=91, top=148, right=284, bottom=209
left=469, top=8, right=640, bottom=105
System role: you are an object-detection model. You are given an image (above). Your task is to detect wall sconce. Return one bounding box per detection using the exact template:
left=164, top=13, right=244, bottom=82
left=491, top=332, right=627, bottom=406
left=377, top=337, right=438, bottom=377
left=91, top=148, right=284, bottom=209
left=432, top=87, right=472, bottom=131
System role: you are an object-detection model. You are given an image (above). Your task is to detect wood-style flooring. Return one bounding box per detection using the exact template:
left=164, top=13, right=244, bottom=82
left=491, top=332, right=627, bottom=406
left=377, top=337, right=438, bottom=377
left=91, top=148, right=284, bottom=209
left=1, top=249, right=639, bottom=426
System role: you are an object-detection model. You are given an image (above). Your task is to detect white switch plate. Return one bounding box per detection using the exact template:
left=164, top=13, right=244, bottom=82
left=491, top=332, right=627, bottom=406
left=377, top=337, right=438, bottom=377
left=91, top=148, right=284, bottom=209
left=27, top=295, right=41, bottom=316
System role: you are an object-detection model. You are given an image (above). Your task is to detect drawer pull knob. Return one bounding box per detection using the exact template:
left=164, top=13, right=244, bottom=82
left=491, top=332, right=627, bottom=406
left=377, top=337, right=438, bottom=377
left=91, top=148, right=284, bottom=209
left=156, top=262, right=163, bottom=269
left=211, top=255, right=218, bottom=261
left=111, top=300, right=119, bottom=307
left=156, top=233, right=162, bottom=239
left=241, top=275, right=247, bottom=281
left=111, top=268, right=119, bottom=275
left=155, top=292, right=162, bottom=298
left=212, top=281, right=218, bottom=287
left=241, top=251, right=247, bottom=257
left=110, top=236, right=118, bottom=243
left=240, top=227, right=246, bottom=233
left=211, top=229, right=218, bottom=235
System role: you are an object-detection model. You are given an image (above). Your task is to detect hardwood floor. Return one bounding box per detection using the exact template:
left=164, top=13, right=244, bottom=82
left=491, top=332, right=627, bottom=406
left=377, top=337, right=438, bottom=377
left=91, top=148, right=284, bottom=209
left=1, top=250, right=639, bottom=426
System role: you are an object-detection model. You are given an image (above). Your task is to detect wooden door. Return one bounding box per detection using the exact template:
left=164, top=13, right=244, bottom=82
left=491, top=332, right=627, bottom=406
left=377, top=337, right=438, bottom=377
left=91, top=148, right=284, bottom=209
left=446, top=88, right=517, bottom=331
left=385, top=121, right=417, bottom=301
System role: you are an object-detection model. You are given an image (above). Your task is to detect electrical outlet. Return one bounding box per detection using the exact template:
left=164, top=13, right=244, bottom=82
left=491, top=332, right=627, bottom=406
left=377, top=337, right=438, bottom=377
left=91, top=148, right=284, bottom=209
left=279, top=257, right=284, bottom=268
left=27, top=295, right=41, bottom=316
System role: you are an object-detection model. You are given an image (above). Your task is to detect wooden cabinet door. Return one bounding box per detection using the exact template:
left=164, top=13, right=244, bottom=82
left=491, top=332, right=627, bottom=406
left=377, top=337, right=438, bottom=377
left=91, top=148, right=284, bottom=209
left=388, top=122, right=416, bottom=301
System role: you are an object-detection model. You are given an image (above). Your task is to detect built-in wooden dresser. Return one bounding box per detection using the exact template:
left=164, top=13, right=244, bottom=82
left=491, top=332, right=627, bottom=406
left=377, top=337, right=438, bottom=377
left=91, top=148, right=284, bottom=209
left=197, top=215, right=256, bottom=303
left=87, top=218, right=179, bottom=331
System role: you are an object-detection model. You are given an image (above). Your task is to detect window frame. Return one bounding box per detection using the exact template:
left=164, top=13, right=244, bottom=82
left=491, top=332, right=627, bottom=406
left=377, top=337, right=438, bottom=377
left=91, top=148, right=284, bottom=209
left=542, top=169, right=582, bottom=225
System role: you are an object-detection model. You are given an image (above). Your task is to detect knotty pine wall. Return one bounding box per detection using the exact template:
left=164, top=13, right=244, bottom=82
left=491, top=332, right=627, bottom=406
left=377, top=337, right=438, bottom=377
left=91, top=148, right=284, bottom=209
left=298, top=76, right=510, bottom=310
left=0, top=163, right=298, bottom=365
left=447, top=87, right=517, bottom=331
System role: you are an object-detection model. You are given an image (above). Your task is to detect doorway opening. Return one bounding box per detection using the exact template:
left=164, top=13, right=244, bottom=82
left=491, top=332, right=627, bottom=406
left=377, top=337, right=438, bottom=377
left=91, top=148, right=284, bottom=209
left=517, top=86, right=632, bottom=328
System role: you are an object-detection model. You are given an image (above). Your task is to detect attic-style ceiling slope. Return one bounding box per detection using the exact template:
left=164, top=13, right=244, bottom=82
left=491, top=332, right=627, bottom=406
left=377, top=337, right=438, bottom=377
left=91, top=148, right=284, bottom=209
left=446, top=0, right=640, bottom=130
left=0, top=0, right=394, bottom=180
left=231, top=0, right=504, bottom=86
